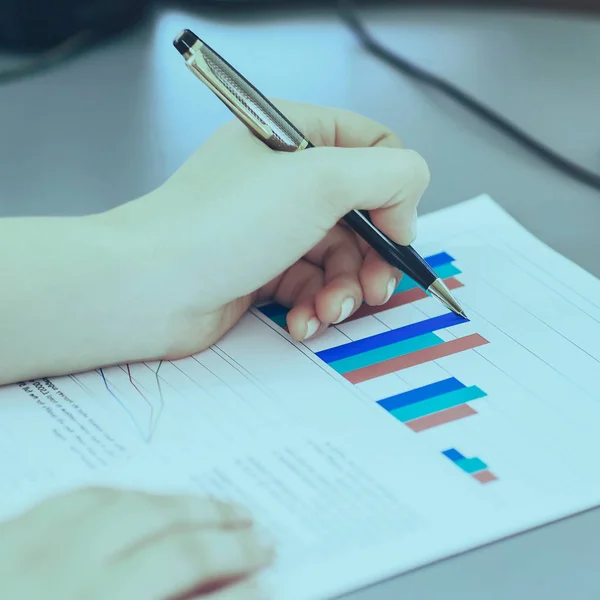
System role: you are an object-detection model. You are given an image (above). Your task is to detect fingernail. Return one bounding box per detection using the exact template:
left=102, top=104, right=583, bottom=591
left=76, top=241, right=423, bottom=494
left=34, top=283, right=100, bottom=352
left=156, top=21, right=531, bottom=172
left=333, top=298, right=355, bottom=324
left=381, top=278, right=397, bottom=305
left=304, top=317, right=320, bottom=339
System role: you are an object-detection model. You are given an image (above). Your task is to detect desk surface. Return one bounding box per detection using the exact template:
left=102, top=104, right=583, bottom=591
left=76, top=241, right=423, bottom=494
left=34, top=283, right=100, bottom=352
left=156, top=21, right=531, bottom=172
left=2, top=4, right=600, bottom=599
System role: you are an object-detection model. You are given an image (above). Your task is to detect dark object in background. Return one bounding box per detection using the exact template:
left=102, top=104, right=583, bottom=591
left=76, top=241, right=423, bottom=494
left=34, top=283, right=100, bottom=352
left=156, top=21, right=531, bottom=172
left=0, top=0, right=151, bottom=53
left=0, top=0, right=597, bottom=194
left=182, top=0, right=600, bottom=12
left=0, top=0, right=598, bottom=54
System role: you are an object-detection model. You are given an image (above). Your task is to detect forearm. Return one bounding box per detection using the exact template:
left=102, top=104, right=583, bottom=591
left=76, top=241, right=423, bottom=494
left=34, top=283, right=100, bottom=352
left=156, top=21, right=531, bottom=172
left=0, top=213, right=168, bottom=386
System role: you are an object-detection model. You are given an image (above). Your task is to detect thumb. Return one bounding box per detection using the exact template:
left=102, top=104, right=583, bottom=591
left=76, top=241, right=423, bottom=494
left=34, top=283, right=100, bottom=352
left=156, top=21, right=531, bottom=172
left=297, top=145, right=430, bottom=245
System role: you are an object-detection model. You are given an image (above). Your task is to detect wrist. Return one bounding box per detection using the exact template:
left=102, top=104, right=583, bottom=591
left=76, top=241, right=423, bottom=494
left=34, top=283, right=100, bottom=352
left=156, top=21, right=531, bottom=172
left=0, top=211, right=172, bottom=384
left=82, top=207, right=179, bottom=365
left=98, top=194, right=220, bottom=354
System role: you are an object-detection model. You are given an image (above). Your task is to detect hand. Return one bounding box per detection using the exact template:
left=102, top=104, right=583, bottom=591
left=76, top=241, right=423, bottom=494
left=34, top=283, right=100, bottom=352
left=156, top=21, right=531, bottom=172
left=0, top=99, right=430, bottom=384
left=0, top=487, right=273, bottom=600
left=106, top=100, right=430, bottom=361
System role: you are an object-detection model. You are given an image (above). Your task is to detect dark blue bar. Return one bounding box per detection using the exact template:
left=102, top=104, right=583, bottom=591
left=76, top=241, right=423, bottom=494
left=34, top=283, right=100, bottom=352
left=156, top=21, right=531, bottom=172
left=425, top=252, right=456, bottom=268
left=442, top=448, right=465, bottom=462
left=258, top=302, right=288, bottom=318
left=315, top=312, right=468, bottom=364
left=377, top=377, right=465, bottom=412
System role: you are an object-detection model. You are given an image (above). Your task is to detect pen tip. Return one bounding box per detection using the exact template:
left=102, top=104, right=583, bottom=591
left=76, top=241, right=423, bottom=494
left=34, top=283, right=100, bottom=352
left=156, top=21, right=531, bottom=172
left=428, top=278, right=468, bottom=319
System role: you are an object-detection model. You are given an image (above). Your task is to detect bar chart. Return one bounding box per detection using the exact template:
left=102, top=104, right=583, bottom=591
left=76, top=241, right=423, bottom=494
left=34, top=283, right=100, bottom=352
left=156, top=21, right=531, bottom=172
left=314, top=312, right=488, bottom=384
left=257, top=251, right=490, bottom=417
left=442, top=448, right=498, bottom=484
left=256, top=250, right=499, bottom=478
left=376, top=378, right=487, bottom=432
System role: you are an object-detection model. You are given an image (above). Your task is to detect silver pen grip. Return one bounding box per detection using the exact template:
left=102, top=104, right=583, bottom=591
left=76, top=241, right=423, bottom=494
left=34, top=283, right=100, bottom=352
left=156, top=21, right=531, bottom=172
left=197, top=42, right=308, bottom=152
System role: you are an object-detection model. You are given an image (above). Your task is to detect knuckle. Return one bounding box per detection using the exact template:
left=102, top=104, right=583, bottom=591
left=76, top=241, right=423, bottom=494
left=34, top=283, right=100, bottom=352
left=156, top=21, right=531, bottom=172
left=378, top=127, right=404, bottom=149
left=208, top=497, right=238, bottom=522
left=391, top=131, right=405, bottom=148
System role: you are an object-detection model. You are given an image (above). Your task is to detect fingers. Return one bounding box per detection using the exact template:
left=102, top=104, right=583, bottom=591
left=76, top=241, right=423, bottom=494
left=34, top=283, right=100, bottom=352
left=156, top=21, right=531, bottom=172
left=97, top=491, right=254, bottom=558
left=269, top=260, right=324, bottom=340
left=291, top=145, right=429, bottom=246
left=127, top=492, right=252, bottom=530
left=267, top=99, right=404, bottom=149
left=5, top=487, right=270, bottom=600
left=304, top=227, right=364, bottom=324
left=266, top=225, right=404, bottom=337
left=359, top=247, right=403, bottom=307
left=269, top=246, right=364, bottom=339
left=268, top=101, right=426, bottom=245
left=110, top=526, right=274, bottom=600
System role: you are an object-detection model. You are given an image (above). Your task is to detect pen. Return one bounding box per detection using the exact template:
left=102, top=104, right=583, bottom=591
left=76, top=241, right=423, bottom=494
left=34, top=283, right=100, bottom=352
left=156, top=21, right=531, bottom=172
left=172, top=29, right=466, bottom=319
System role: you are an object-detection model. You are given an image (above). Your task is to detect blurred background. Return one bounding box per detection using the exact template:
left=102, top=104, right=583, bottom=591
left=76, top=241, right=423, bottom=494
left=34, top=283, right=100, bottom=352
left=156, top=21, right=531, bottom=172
left=1, top=0, right=599, bottom=282
left=0, top=2, right=599, bottom=253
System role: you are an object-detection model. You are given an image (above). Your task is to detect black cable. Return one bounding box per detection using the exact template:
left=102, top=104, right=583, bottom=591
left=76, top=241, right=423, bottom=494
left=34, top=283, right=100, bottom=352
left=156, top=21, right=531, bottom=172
left=0, top=30, right=93, bottom=85
left=2, top=2, right=598, bottom=195
left=338, top=0, right=600, bottom=194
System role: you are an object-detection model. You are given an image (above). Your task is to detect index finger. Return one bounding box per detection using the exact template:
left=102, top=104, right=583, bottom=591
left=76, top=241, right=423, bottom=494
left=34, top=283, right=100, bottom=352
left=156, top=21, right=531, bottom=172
left=269, top=98, right=404, bottom=150
left=269, top=99, right=423, bottom=245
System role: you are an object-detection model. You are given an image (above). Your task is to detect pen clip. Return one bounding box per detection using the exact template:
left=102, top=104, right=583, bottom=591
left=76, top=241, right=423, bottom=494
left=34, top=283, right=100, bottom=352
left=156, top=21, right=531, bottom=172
left=185, top=52, right=274, bottom=142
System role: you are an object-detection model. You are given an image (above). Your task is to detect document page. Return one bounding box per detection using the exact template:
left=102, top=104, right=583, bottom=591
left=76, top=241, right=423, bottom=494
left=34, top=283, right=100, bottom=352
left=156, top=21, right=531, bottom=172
left=2, top=194, right=600, bottom=599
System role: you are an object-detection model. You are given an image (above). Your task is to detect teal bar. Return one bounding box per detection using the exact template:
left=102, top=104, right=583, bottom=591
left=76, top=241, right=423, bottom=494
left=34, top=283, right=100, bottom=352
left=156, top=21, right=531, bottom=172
left=395, top=263, right=462, bottom=293
left=394, top=276, right=418, bottom=293
left=436, top=262, right=462, bottom=279
left=328, top=332, right=443, bottom=374
left=390, top=386, right=487, bottom=422
left=270, top=313, right=288, bottom=328
left=455, top=457, right=488, bottom=474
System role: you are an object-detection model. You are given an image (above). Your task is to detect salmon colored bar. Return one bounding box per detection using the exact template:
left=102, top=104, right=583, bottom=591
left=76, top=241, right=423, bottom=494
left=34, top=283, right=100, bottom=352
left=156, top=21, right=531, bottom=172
left=405, top=403, right=477, bottom=432
left=473, top=470, right=498, bottom=484
left=345, top=277, right=464, bottom=323
left=343, top=334, right=489, bottom=384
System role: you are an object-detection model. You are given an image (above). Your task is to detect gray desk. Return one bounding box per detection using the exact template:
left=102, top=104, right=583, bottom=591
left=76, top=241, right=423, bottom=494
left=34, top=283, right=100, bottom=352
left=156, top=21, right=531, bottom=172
left=2, top=5, right=600, bottom=599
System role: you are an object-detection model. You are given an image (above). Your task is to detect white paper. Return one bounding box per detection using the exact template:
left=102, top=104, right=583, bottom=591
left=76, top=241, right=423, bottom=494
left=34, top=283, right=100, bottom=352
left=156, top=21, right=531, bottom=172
left=2, top=194, right=600, bottom=600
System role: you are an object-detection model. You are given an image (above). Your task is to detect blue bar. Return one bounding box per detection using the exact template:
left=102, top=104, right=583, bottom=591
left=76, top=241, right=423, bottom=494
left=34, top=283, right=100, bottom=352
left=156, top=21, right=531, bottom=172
left=316, top=312, right=468, bottom=364
left=395, top=263, right=462, bottom=293
left=425, top=252, right=456, bottom=268
left=391, top=386, right=487, bottom=422
left=258, top=302, right=288, bottom=319
left=442, top=448, right=465, bottom=462
left=377, top=377, right=465, bottom=412
left=328, top=332, right=443, bottom=374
